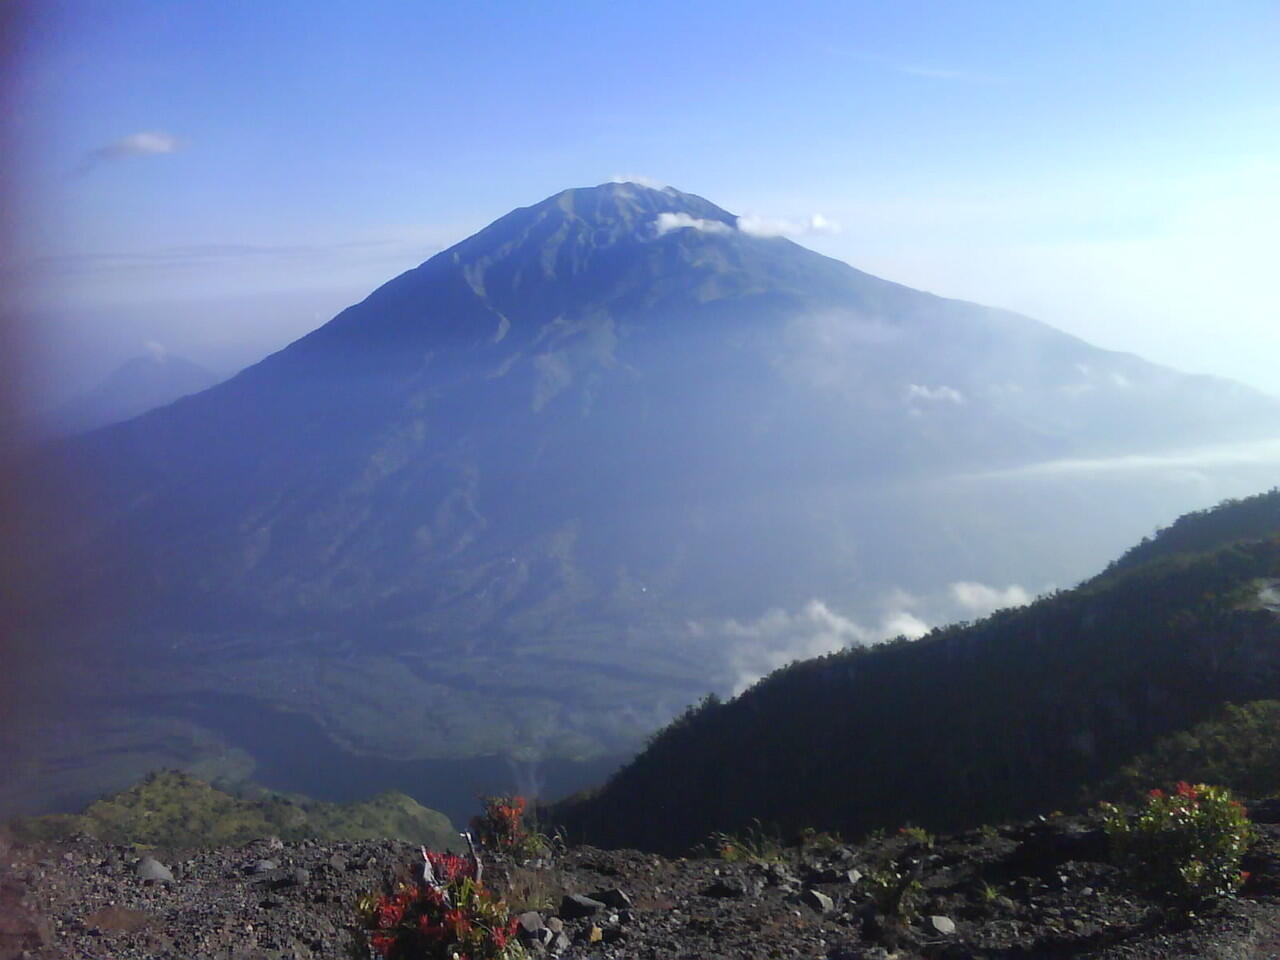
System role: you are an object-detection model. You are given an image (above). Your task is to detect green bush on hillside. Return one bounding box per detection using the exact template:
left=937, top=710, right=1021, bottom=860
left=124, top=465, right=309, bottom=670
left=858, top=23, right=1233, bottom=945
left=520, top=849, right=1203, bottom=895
left=1101, top=781, right=1253, bottom=905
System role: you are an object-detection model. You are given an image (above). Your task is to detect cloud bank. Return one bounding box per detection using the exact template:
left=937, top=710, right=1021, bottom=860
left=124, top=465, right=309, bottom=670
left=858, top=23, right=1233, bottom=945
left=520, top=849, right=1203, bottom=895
left=737, top=213, right=841, bottom=238
left=654, top=212, right=733, bottom=235
left=949, top=581, right=1032, bottom=616
left=705, top=579, right=1036, bottom=695
left=653, top=211, right=840, bottom=240
left=698, top=598, right=930, bottom=696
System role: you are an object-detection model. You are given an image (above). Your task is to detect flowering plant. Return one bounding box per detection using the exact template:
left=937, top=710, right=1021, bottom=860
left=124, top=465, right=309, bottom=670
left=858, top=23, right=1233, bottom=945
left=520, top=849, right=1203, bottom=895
left=1101, top=781, right=1254, bottom=905
left=470, top=795, right=547, bottom=859
left=359, top=849, right=525, bottom=959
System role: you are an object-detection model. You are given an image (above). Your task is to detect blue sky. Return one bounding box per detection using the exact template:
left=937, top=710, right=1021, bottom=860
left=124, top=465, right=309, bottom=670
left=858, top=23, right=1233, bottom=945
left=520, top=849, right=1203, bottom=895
left=10, top=0, right=1280, bottom=400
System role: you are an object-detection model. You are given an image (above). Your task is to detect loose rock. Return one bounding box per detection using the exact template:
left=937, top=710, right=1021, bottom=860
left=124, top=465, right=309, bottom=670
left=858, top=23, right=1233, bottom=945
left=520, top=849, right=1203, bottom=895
left=558, top=892, right=606, bottom=919
left=134, top=857, right=173, bottom=883
left=800, top=888, right=834, bottom=914
left=929, top=915, right=957, bottom=935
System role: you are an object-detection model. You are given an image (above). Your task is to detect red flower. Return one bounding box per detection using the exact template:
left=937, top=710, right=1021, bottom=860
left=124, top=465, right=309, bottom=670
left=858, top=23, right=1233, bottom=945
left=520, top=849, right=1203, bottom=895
left=369, top=932, right=397, bottom=957
left=1175, top=781, right=1200, bottom=800
left=1241, top=871, right=1252, bottom=885
left=419, top=885, right=446, bottom=908
left=445, top=907, right=472, bottom=938
left=376, top=897, right=406, bottom=928
left=419, top=914, right=447, bottom=940
left=1148, top=788, right=1165, bottom=799
left=427, top=850, right=475, bottom=883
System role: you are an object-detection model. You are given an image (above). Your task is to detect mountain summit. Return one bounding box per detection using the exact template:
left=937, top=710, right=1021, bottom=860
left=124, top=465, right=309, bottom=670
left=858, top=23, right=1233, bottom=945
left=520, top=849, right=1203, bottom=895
left=13, top=182, right=1280, bottom=812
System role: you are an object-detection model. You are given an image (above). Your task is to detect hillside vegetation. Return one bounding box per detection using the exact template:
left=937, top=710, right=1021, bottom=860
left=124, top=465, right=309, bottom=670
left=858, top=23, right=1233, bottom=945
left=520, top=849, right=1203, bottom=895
left=8, top=770, right=457, bottom=850
left=555, top=489, right=1280, bottom=853
left=1101, top=487, right=1280, bottom=574
left=1096, top=698, right=1280, bottom=802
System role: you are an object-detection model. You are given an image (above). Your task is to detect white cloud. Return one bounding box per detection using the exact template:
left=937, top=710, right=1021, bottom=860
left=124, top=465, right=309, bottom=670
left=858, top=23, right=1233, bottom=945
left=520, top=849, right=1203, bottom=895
left=948, top=581, right=1032, bottom=616
left=907, top=384, right=965, bottom=404
left=654, top=212, right=733, bottom=235
left=704, top=578, right=1050, bottom=697
left=703, top=598, right=929, bottom=695
left=76, top=131, right=184, bottom=175
left=653, top=209, right=841, bottom=242
left=881, top=609, right=930, bottom=639
left=736, top=212, right=841, bottom=238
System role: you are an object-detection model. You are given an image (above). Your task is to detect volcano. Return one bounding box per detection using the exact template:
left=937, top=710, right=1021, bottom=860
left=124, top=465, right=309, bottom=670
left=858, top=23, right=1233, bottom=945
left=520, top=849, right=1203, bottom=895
left=10, top=182, right=1280, bottom=811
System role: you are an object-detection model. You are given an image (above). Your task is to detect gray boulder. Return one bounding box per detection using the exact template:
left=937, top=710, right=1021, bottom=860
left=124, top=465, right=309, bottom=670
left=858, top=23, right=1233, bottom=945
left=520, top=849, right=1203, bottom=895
left=135, top=857, right=174, bottom=883
left=559, top=893, right=606, bottom=919
left=516, top=910, right=546, bottom=942
left=928, top=915, right=956, bottom=935
left=592, top=887, right=633, bottom=909
left=800, top=889, right=834, bottom=914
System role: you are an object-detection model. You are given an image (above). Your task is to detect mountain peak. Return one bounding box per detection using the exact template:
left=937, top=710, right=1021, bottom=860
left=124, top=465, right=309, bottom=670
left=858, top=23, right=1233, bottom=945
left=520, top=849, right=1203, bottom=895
left=546, top=180, right=732, bottom=221
left=484, top=181, right=739, bottom=244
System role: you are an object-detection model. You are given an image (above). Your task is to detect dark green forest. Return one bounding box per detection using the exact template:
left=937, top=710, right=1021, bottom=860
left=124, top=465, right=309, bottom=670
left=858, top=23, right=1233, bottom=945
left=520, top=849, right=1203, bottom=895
left=554, top=488, right=1280, bottom=853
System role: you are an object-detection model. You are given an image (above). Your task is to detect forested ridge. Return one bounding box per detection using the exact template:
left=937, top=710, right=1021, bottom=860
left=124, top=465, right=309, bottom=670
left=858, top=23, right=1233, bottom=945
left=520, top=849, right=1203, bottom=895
left=1100, top=486, right=1280, bottom=575
left=555, top=488, right=1280, bottom=853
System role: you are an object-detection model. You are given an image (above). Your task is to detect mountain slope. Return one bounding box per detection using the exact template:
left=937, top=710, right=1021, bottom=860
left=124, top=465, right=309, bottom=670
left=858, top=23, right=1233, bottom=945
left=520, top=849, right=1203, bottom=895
left=1101, top=487, right=1280, bottom=575
left=554, top=490, right=1280, bottom=853
left=49, top=184, right=1279, bottom=615
left=12, top=182, right=1280, bottom=812
left=44, top=351, right=221, bottom=435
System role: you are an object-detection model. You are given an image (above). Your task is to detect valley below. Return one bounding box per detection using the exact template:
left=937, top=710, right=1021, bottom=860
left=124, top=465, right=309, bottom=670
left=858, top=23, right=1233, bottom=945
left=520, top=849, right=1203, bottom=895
left=7, top=436, right=1280, bottom=825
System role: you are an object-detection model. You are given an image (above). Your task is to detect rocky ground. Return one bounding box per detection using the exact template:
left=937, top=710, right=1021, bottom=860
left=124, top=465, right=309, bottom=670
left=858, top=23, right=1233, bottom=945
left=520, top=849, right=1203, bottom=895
left=5, top=803, right=1280, bottom=960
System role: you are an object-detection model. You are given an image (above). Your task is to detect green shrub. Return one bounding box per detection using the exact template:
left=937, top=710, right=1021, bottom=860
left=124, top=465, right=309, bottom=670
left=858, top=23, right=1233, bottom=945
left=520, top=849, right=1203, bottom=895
left=861, top=861, right=922, bottom=920
left=798, top=826, right=845, bottom=855
left=1101, top=782, right=1254, bottom=905
left=706, top=820, right=785, bottom=863
left=896, top=825, right=934, bottom=848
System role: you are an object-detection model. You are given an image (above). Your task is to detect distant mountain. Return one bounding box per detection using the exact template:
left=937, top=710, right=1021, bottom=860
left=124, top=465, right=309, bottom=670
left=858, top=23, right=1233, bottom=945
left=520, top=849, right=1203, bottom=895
left=553, top=488, right=1280, bottom=853
left=45, top=351, right=221, bottom=434
left=10, top=183, right=1280, bottom=815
